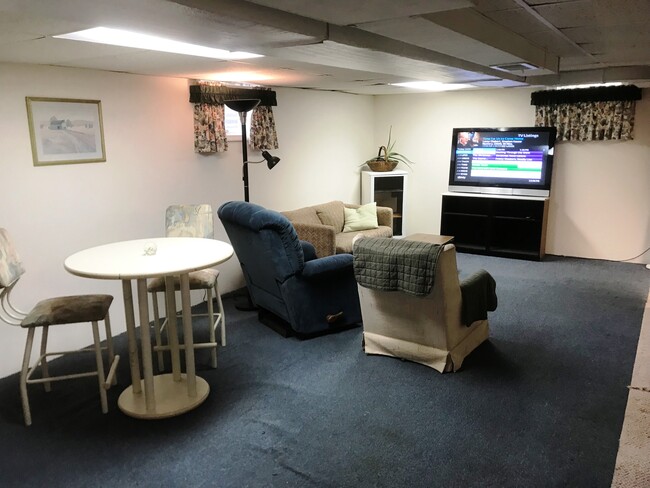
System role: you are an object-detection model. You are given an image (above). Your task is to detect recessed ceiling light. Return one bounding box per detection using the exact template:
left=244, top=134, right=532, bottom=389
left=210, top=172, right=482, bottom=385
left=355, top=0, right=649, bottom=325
left=390, top=81, right=473, bottom=91
left=54, top=27, right=262, bottom=60
left=490, top=62, right=539, bottom=72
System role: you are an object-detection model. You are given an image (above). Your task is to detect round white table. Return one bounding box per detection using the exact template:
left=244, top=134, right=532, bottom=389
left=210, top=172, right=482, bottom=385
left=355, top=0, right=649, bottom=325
left=65, top=237, right=233, bottom=419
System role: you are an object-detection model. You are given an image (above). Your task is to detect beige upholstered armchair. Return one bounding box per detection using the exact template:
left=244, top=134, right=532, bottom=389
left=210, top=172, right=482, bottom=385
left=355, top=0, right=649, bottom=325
left=353, top=238, right=496, bottom=373
left=282, top=200, right=393, bottom=258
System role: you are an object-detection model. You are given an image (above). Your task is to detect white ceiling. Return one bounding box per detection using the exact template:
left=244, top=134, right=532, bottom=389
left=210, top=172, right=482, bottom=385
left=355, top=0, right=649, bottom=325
left=1, top=0, right=648, bottom=94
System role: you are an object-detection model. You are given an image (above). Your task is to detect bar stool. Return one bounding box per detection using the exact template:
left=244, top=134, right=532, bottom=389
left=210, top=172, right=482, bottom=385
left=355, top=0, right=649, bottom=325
left=148, top=204, right=226, bottom=370
left=0, top=228, right=120, bottom=426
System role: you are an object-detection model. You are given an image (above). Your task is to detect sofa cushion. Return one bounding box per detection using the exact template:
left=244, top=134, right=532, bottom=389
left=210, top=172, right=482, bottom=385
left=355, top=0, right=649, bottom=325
left=315, top=201, right=345, bottom=232
left=335, top=226, right=393, bottom=254
left=343, top=202, right=378, bottom=232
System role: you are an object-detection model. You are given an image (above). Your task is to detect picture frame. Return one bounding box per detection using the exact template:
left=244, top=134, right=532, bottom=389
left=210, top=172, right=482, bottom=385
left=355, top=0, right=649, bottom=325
left=25, top=97, right=106, bottom=166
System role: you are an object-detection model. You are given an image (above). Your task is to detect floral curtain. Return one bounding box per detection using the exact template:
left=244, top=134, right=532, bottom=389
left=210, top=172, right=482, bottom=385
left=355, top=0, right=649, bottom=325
left=531, top=85, right=641, bottom=142
left=534, top=100, right=636, bottom=141
left=250, top=105, right=279, bottom=150
left=193, top=103, right=228, bottom=153
left=191, top=81, right=278, bottom=153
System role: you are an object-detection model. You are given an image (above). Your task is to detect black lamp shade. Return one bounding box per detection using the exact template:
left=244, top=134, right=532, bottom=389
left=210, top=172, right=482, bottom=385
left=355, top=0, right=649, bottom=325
left=224, top=99, right=260, bottom=113
left=262, top=150, right=280, bottom=169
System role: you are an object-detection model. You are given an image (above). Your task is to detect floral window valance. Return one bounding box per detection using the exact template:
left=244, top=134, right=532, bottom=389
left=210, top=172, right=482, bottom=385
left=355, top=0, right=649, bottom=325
left=191, top=82, right=279, bottom=153
left=531, top=85, right=642, bottom=142
left=189, top=84, right=277, bottom=106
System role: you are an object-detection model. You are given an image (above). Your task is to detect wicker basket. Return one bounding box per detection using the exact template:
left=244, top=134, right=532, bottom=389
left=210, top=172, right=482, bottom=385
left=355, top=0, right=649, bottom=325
left=366, top=158, right=398, bottom=172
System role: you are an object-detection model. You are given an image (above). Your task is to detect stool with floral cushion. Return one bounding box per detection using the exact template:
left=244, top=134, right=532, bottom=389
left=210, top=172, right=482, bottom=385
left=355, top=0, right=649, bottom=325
left=0, top=228, right=119, bottom=426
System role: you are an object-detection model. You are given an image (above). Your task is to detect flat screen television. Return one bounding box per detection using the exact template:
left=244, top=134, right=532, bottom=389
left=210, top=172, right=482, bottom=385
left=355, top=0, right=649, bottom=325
left=448, top=127, right=557, bottom=197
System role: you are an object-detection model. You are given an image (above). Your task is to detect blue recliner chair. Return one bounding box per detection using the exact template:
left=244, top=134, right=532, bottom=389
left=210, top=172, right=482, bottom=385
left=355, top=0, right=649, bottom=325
left=217, top=201, right=362, bottom=336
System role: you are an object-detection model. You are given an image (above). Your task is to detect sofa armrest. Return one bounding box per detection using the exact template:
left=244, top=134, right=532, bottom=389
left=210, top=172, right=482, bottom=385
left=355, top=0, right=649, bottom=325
left=300, top=254, right=354, bottom=279
left=375, top=206, right=393, bottom=229
left=291, top=222, right=336, bottom=258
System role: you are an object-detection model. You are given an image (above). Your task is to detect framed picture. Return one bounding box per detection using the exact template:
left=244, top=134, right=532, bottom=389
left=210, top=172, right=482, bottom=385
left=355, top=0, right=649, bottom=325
left=25, top=97, right=106, bottom=166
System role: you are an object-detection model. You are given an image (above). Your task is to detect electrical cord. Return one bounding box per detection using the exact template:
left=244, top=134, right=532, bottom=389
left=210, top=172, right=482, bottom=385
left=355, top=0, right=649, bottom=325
left=620, top=246, right=650, bottom=263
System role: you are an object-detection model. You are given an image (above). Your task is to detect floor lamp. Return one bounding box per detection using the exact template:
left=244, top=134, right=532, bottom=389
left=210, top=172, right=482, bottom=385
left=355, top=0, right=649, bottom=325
left=223, top=99, right=280, bottom=202
left=224, top=98, right=280, bottom=310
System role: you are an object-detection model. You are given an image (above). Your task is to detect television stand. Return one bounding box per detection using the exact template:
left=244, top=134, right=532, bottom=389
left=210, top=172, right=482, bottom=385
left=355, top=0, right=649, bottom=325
left=440, top=192, right=549, bottom=261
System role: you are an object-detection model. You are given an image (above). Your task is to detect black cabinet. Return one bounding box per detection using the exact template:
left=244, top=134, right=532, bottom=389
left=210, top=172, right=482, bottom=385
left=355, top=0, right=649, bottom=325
left=441, top=193, right=549, bottom=260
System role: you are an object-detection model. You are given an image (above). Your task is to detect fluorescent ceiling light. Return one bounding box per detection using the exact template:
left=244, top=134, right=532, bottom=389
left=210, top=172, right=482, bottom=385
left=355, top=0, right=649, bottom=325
left=54, top=27, right=262, bottom=60
left=390, top=81, right=473, bottom=91
left=202, top=72, right=273, bottom=82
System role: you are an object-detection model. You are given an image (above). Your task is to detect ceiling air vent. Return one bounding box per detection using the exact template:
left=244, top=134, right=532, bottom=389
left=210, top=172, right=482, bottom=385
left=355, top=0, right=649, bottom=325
left=491, top=62, right=539, bottom=72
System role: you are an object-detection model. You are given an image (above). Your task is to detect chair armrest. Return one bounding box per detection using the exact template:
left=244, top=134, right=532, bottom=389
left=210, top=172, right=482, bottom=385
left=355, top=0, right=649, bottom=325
left=460, top=270, right=498, bottom=326
left=300, top=240, right=318, bottom=262
left=291, top=222, right=336, bottom=258
left=300, top=254, right=353, bottom=279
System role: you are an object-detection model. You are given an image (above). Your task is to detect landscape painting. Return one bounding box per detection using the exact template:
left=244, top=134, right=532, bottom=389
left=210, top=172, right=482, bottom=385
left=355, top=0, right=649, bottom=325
left=26, top=97, right=106, bottom=166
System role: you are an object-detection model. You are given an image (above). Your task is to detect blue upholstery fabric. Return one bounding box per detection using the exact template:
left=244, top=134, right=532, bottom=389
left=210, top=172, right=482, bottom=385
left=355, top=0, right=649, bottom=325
left=300, top=240, right=318, bottom=262
left=218, top=201, right=361, bottom=335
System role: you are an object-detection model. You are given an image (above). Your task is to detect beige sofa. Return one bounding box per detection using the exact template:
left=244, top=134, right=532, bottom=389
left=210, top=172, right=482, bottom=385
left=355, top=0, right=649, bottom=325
left=282, top=200, right=393, bottom=257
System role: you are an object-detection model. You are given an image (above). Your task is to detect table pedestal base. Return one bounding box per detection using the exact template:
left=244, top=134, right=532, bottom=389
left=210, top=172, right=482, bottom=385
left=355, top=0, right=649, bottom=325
left=118, top=374, right=209, bottom=419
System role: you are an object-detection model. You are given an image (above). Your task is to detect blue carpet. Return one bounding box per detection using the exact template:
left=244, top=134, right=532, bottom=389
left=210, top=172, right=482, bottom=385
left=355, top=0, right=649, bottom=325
left=0, top=254, right=648, bottom=487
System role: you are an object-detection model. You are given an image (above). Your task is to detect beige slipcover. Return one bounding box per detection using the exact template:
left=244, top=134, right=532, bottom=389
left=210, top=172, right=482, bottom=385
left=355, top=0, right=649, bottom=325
left=357, top=243, right=489, bottom=373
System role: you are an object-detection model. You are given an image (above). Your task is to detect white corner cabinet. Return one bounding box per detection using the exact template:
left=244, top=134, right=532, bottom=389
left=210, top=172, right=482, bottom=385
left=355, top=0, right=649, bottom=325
left=361, top=170, right=408, bottom=237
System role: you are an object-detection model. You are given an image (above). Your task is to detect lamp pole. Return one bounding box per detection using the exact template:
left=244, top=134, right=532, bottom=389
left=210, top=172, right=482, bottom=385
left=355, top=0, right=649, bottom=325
left=238, top=110, right=251, bottom=202
left=224, top=98, right=260, bottom=202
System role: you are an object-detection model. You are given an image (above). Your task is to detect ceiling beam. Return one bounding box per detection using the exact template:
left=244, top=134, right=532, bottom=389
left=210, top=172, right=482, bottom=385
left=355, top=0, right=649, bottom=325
left=328, top=24, right=526, bottom=83
left=421, top=7, right=560, bottom=73
left=170, top=0, right=328, bottom=41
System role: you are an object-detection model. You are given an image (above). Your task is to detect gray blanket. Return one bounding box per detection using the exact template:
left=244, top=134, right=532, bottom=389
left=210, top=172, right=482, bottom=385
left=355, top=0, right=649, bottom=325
left=353, top=237, right=443, bottom=296
left=460, top=269, right=498, bottom=326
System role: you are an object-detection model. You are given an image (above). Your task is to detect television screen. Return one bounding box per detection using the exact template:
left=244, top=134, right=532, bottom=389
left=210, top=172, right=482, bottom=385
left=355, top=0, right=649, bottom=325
left=448, top=127, right=557, bottom=197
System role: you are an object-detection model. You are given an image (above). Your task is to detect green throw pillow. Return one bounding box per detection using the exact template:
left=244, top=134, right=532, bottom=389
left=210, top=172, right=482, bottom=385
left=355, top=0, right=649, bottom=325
left=343, top=202, right=379, bottom=232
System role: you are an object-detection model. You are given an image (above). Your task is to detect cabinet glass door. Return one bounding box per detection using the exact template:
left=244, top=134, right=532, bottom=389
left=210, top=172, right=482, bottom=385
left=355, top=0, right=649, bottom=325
left=374, top=176, right=404, bottom=236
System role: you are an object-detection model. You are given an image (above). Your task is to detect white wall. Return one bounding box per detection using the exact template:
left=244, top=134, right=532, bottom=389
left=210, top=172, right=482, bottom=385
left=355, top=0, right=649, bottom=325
left=0, top=63, right=374, bottom=378
left=256, top=88, right=374, bottom=211
left=548, top=100, right=650, bottom=261
left=373, top=88, right=650, bottom=262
